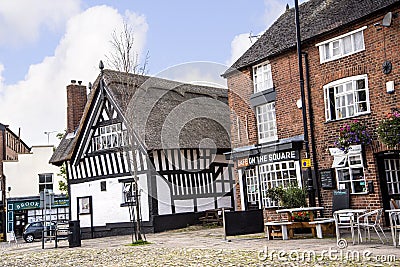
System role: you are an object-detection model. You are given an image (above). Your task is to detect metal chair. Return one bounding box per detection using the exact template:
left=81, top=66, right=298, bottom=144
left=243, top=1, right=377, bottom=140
left=334, top=212, right=356, bottom=244
left=389, top=211, right=400, bottom=247
left=357, top=209, right=387, bottom=244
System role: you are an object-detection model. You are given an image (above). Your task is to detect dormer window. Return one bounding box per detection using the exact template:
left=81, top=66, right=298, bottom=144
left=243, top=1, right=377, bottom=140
left=253, top=62, right=273, bottom=93
left=317, top=26, right=366, bottom=63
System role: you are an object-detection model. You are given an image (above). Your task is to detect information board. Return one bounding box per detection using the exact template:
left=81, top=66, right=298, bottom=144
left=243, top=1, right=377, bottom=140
left=320, top=169, right=335, bottom=189
left=332, top=189, right=350, bottom=214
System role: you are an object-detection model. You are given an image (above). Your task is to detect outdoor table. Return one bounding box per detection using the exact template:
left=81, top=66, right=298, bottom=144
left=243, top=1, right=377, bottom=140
left=275, top=207, right=324, bottom=238
left=385, top=209, right=400, bottom=247
left=333, top=209, right=367, bottom=245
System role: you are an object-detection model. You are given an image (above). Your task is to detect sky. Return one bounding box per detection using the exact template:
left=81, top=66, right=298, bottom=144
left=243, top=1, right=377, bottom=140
left=0, top=0, right=308, bottom=146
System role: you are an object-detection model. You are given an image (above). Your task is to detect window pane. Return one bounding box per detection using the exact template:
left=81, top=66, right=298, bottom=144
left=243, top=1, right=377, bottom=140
left=324, top=44, right=330, bottom=59
left=354, top=31, right=364, bottom=50
left=343, top=35, right=352, bottom=54
left=332, top=41, right=340, bottom=56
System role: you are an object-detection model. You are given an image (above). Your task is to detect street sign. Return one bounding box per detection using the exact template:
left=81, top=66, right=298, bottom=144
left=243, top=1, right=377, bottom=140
left=301, top=158, right=311, bottom=168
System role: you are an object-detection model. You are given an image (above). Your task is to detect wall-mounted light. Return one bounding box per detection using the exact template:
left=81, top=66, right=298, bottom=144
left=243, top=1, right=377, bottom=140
left=386, top=81, right=395, bottom=94
left=296, top=99, right=302, bottom=109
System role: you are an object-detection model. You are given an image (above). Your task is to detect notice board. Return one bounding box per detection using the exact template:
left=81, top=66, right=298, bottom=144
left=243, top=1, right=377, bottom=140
left=332, top=189, right=350, bottom=214
left=320, top=169, right=335, bottom=189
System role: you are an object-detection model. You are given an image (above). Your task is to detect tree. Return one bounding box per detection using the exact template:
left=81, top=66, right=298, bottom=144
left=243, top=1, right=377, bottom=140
left=105, top=21, right=149, bottom=75
left=57, top=131, right=68, bottom=196
left=105, top=21, right=149, bottom=243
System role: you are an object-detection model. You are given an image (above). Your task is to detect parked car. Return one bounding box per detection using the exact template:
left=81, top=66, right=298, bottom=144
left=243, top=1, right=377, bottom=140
left=23, top=221, right=56, bottom=243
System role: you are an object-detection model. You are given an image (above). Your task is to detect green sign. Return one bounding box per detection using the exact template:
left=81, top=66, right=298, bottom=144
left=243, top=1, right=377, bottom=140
left=10, top=198, right=69, bottom=211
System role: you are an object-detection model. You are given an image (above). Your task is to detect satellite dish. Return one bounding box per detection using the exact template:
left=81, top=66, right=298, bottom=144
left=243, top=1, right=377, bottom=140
left=382, top=12, right=392, bottom=27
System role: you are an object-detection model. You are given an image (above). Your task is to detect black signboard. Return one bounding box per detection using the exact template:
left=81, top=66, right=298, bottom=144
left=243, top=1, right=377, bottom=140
left=320, top=169, right=335, bottom=189
left=332, top=189, right=350, bottom=214
left=224, top=209, right=264, bottom=236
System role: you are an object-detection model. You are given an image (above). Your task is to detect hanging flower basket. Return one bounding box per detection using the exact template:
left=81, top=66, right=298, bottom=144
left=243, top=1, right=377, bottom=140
left=377, top=111, right=400, bottom=148
left=334, top=120, right=372, bottom=153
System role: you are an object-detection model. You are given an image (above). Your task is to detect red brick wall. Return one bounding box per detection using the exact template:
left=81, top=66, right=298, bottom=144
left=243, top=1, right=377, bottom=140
left=226, top=5, right=400, bottom=215
left=67, top=82, right=87, bottom=133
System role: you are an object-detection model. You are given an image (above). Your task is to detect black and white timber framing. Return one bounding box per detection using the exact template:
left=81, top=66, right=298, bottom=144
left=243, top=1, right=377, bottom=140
left=50, top=70, right=234, bottom=237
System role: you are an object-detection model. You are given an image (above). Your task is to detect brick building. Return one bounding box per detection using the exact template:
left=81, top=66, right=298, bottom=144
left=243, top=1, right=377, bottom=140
left=0, top=124, right=30, bottom=240
left=223, top=0, right=400, bottom=223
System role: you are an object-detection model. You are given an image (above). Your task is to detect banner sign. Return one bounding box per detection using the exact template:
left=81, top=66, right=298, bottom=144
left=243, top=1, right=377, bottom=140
left=10, top=198, right=69, bottom=211
left=237, top=150, right=299, bottom=168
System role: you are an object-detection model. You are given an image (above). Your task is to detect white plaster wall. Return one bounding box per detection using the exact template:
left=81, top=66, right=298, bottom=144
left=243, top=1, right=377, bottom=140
left=3, top=146, right=63, bottom=198
left=70, top=174, right=149, bottom=228
left=197, top=198, right=215, bottom=211
left=156, top=175, right=172, bottom=215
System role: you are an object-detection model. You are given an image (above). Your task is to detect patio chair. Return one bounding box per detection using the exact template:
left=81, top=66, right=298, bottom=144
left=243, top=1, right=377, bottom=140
left=389, top=211, right=400, bottom=247
left=357, top=209, right=387, bottom=244
left=334, top=212, right=355, bottom=244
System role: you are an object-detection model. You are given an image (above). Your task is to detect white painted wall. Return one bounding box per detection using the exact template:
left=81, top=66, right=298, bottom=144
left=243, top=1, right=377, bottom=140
left=3, top=146, right=63, bottom=198
left=70, top=174, right=149, bottom=228
left=156, top=175, right=172, bottom=215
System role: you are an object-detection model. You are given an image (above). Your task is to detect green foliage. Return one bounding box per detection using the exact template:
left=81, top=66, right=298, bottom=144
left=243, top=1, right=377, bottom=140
left=126, top=240, right=151, bottom=246
left=58, top=163, right=68, bottom=196
left=377, top=111, right=400, bottom=147
left=265, top=184, right=307, bottom=208
left=280, top=185, right=307, bottom=208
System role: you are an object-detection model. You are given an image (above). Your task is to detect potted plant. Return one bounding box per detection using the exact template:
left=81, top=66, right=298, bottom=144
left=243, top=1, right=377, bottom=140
left=377, top=111, right=400, bottom=148
left=334, top=120, right=372, bottom=153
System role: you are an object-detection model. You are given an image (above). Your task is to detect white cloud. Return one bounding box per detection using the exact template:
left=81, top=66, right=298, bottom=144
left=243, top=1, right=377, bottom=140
left=226, top=0, right=310, bottom=68
left=0, top=5, right=148, bottom=145
left=0, top=0, right=81, bottom=46
left=225, top=33, right=253, bottom=67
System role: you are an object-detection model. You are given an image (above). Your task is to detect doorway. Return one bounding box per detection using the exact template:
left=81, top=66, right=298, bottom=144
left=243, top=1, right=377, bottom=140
left=13, top=210, right=27, bottom=236
left=376, top=151, right=400, bottom=225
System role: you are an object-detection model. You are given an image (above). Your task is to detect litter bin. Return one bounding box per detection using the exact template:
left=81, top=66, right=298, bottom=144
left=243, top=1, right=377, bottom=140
left=68, top=220, right=81, bottom=248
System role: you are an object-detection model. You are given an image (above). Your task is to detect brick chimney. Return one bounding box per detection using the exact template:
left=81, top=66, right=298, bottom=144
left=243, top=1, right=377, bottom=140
left=67, top=80, right=87, bottom=133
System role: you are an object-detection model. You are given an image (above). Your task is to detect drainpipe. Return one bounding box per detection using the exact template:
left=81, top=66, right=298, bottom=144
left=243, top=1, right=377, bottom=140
left=302, top=52, right=323, bottom=210
left=294, top=0, right=316, bottom=206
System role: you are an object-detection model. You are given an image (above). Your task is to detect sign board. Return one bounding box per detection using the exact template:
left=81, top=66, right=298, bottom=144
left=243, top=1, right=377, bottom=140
left=332, top=189, right=350, bottom=214
left=237, top=150, right=299, bottom=168
left=320, top=169, right=335, bottom=189
left=10, top=198, right=69, bottom=211
left=223, top=209, right=264, bottom=236
left=301, top=158, right=311, bottom=168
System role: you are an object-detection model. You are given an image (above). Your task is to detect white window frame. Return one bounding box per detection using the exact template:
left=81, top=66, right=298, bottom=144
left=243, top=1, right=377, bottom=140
left=92, top=123, right=128, bottom=151
left=323, top=74, right=370, bottom=121
left=331, top=146, right=367, bottom=194
left=316, top=26, right=367, bottom=63
left=384, top=159, right=400, bottom=195
left=259, top=160, right=302, bottom=208
left=244, top=168, right=259, bottom=206
left=256, top=102, right=278, bottom=143
left=253, top=62, right=273, bottom=93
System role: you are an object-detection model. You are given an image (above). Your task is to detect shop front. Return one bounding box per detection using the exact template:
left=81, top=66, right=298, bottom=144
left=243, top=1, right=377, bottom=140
left=7, top=195, right=69, bottom=236
left=229, top=138, right=304, bottom=211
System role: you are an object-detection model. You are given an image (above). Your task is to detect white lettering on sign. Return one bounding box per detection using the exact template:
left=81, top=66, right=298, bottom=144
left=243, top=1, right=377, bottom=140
left=239, top=151, right=298, bottom=167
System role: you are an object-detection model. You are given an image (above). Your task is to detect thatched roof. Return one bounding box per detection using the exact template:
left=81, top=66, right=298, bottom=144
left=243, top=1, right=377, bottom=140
left=50, top=70, right=230, bottom=164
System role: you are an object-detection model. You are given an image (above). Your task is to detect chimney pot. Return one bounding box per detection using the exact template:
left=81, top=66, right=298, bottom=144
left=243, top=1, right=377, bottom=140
left=78, top=81, right=82, bottom=85
left=71, top=80, right=76, bottom=84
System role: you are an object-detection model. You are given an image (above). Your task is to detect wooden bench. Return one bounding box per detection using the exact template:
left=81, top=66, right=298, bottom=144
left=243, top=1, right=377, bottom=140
left=199, top=209, right=222, bottom=226
left=265, top=221, right=293, bottom=240
left=308, top=218, right=335, bottom=238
